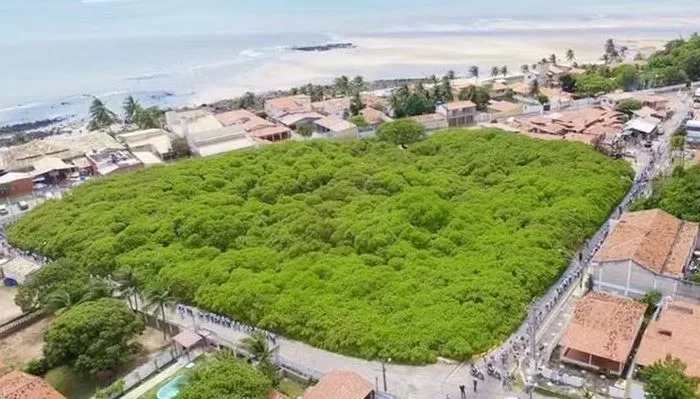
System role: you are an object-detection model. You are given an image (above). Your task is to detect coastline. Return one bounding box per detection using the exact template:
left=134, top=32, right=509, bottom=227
left=0, top=29, right=678, bottom=130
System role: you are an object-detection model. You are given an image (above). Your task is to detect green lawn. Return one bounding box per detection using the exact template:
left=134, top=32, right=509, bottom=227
left=278, top=378, right=308, bottom=398
left=45, top=366, right=104, bottom=399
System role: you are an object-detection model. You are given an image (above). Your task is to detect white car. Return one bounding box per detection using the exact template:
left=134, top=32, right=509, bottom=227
left=17, top=201, right=29, bottom=211
left=0, top=205, right=7, bottom=215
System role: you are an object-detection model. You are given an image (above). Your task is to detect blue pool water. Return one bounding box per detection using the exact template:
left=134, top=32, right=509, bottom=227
left=156, top=375, right=187, bottom=399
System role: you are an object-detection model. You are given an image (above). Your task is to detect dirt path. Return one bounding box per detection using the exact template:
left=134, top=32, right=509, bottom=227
left=0, top=317, right=52, bottom=373
left=0, top=286, right=22, bottom=324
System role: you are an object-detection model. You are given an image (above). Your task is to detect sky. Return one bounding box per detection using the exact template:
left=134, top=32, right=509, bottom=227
left=2, top=0, right=699, bottom=44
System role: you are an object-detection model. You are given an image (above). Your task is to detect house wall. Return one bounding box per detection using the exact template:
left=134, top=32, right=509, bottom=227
left=0, top=178, right=33, bottom=198
left=593, top=259, right=678, bottom=298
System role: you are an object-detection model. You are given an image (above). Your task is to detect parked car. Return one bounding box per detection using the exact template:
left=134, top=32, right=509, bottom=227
left=17, top=201, right=29, bottom=211
left=0, top=205, right=8, bottom=215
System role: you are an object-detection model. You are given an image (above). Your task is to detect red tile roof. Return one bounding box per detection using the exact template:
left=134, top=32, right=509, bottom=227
left=560, top=293, right=647, bottom=363
left=637, top=299, right=700, bottom=378
left=0, top=371, right=65, bottom=399
left=303, top=371, right=373, bottom=399
left=594, top=209, right=698, bottom=277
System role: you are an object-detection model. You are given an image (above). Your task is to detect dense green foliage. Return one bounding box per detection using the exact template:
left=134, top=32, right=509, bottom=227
left=616, top=98, right=642, bottom=115
left=641, top=356, right=700, bottom=399
left=43, top=299, right=144, bottom=374
left=376, top=119, right=426, bottom=146
left=633, top=165, right=700, bottom=222
left=9, top=130, right=632, bottom=363
left=457, top=86, right=490, bottom=111
left=177, top=356, right=272, bottom=399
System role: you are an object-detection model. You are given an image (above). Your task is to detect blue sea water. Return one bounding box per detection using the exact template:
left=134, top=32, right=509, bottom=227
left=1, top=0, right=699, bottom=126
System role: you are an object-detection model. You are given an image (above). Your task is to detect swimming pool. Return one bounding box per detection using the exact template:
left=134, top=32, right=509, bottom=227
left=156, top=375, right=187, bottom=399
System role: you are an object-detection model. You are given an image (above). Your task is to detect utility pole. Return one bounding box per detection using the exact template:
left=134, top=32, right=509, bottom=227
left=381, top=358, right=391, bottom=392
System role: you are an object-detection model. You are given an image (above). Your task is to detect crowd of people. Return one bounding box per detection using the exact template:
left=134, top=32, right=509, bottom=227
left=176, top=304, right=278, bottom=346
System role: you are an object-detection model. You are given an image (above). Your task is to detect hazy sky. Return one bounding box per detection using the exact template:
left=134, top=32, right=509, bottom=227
left=3, top=0, right=699, bottom=43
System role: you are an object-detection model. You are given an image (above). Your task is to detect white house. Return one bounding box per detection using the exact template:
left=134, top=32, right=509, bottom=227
left=599, top=92, right=635, bottom=110
left=313, top=116, right=359, bottom=139
left=0, top=258, right=42, bottom=285
left=591, top=209, right=699, bottom=298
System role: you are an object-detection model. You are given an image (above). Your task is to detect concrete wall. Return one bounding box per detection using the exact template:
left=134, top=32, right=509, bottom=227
left=593, top=260, right=678, bottom=298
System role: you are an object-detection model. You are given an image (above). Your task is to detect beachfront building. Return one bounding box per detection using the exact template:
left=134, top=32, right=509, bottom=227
left=277, top=112, right=326, bottom=130
left=436, top=101, right=477, bottom=127
left=116, top=128, right=172, bottom=162
left=591, top=209, right=699, bottom=298
left=409, top=113, right=448, bottom=132
left=264, top=95, right=313, bottom=120
left=85, top=149, right=143, bottom=176
left=186, top=125, right=257, bottom=157
left=216, top=110, right=292, bottom=143
left=0, top=132, right=126, bottom=182
left=313, top=116, right=359, bottom=139
left=558, top=292, right=647, bottom=376
left=524, top=63, right=584, bottom=88
left=0, top=371, right=65, bottom=399
left=487, top=100, right=523, bottom=118
left=302, top=370, right=375, bottom=399
left=636, top=299, right=700, bottom=379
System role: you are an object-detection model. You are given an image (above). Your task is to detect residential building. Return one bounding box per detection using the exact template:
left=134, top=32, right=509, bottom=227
left=311, top=97, right=351, bottom=118
left=600, top=92, right=635, bottom=110
left=509, top=107, right=625, bottom=145
left=186, top=125, right=257, bottom=157
left=314, top=116, right=359, bottom=139
left=487, top=100, right=523, bottom=117
left=0, top=172, right=33, bottom=198
left=359, top=107, right=390, bottom=129
left=524, top=63, right=584, bottom=87
left=215, top=110, right=291, bottom=142
left=640, top=95, right=669, bottom=111
left=591, top=209, right=699, bottom=298
left=633, top=106, right=667, bottom=121
left=558, top=292, right=647, bottom=375
left=624, top=117, right=660, bottom=139
left=0, top=371, right=65, bottom=399
left=277, top=112, right=325, bottom=129
left=409, top=113, right=448, bottom=132
left=264, top=95, right=313, bottom=121
left=0, top=132, right=125, bottom=178
left=437, top=101, right=477, bottom=127
left=636, top=299, right=700, bottom=379
left=302, top=371, right=374, bottom=399
left=116, top=129, right=172, bottom=160
left=0, top=257, right=42, bottom=286
left=165, top=109, right=216, bottom=138
left=85, top=149, right=143, bottom=176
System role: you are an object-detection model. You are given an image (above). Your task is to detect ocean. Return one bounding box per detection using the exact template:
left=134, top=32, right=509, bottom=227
left=1, top=0, right=699, bottom=126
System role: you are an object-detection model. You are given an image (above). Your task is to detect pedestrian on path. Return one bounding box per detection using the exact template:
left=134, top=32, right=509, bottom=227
left=459, top=384, right=466, bottom=399
left=473, top=377, right=478, bottom=392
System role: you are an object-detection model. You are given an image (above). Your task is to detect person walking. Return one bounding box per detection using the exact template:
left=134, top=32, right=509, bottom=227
left=459, top=384, right=466, bottom=399
left=473, top=377, right=478, bottom=393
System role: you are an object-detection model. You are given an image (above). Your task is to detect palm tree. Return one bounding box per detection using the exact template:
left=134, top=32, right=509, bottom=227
left=500, top=65, right=508, bottom=77
left=446, top=70, right=456, bottom=80
left=43, top=290, right=77, bottom=315
left=88, top=98, right=117, bottom=131
left=490, top=66, right=499, bottom=77
left=114, top=267, right=142, bottom=310
left=619, top=46, right=629, bottom=60
left=240, top=331, right=276, bottom=363
left=521, top=64, right=530, bottom=74
left=144, top=286, right=177, bottom=341
left=351, top=76, right=366, bottom=94
left=601, top=53, right=611, bottom=65
left=566, top=49, right=575, bottom=63
left=529, top=80, right=540, bottom=97
left=531, top=63, right=538, bottom=71
left=428, top=75, right=438, bottom=85
left=548, top=54, right=557, bottom=65
left=333, top=75, right=351, bottom=96
left=122, top=96, right=139, bottom=124
left=468, top=66, right=479, bottom=81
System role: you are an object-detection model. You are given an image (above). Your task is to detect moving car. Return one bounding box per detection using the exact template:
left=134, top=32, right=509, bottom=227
left=0, top=205, right=8, bottom=215
left=17, top=201, right=29, bottom=211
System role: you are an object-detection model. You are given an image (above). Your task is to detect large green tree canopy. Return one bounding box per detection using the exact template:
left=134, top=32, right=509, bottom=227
left=632, top=165, right=700, bottom=222
left=177, top=356, right=272, bottom=399
left=43, top=298, right=144, bottom=374
left=9, top=129, right=632, bottom=364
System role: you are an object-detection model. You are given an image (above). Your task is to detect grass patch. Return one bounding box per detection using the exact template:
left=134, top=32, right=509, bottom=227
left=45, top=366, right=104, bottom=399
left=278, top=378, right=308, bottom=398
